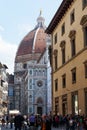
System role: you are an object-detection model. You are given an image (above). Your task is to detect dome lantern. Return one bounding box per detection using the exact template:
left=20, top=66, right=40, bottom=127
left=36, top=10, right=45, bottom=28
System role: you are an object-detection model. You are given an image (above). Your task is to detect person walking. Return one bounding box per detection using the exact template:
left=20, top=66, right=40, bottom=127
left=1, top=116, right=5, bottom=127
left=84, top=117, right=87, bottom=130
left=29, top=113, right=35, bottom=130
left=14, top=112, right=24, bottom=130
left=41, top=114, right=47, bottom=130
left=6, top=115, right=9, bottom=128
left=10, top=115, right=14, bottom=129
left=45, top=115, right=52, bottom=130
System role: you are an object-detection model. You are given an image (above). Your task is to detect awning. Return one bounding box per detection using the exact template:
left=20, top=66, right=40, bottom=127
left=9, top=110, right=20, bottom=114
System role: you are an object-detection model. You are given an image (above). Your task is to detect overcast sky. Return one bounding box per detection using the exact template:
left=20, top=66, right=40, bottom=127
left=0, top=0, right=62, bottom=74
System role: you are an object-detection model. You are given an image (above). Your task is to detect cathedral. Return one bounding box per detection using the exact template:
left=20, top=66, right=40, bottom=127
left=14, top=12, right=52, bottom=115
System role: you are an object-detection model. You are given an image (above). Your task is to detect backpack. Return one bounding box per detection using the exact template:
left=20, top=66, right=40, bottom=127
left=55, top=116, right=59, bottom=122
left=38, top=118, right=41, bottom=124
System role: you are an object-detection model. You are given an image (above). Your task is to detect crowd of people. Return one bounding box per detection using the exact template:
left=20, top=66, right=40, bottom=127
left=1, top=113, right=87, bottom=130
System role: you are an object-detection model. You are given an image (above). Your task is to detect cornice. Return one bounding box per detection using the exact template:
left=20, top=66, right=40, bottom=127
left=46, top=0, right=74, bottom=34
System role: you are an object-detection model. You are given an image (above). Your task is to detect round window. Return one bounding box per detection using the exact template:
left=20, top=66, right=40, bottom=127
left=37, top=80, right=43, bottom=87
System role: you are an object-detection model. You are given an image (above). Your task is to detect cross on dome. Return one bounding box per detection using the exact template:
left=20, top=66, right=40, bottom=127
left=36, top=10, right=45, bottom=28
left=40, top=9, right=42, bottom=16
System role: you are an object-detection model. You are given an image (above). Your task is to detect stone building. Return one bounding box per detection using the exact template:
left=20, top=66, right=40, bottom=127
left=14, top=12, right=52, bottom=115
left=46, top=0, right=87, bottom=115
left=0, top=62, right=8, bottom=115
left=8, top=74, right=14, bottom=112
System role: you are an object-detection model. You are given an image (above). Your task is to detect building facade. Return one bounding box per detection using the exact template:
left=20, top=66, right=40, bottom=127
left=0, top=62, right=8, bottom=116
left=14, top=12, right=52, bottom=115
left=8, top=74, right=14, bottom=112
left=46, top=0, right=87, bottom=115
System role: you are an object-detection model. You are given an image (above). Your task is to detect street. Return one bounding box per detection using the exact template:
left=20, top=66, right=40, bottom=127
left=0, top=123, right=66, bottom=130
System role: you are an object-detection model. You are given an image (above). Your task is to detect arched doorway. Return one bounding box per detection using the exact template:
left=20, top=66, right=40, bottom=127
left=37, top=107, right=42, bottom=115
left=37, top=97, right=43, bottom=115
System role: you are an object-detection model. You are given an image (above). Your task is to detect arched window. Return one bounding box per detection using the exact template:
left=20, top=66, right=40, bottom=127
left=82, top=0, right=87, bottom=9
left=69, top=30, right=76, bottom=57
left=43, top=70, right=45, bottom=76
left=53, top=49, right=58, bottom=70
left=39, top=70, right=41, bottom=76
left=30, top=70, right=32, bottom=75
left=29, top=95, right=32, bottom=102
left=60, top=41, right=66, bottom=64
left=29, top=79, right=32, bottom=85
left=80, top=15, right=87, bottom=47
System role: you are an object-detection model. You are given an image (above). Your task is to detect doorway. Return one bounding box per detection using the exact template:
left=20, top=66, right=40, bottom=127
left=37, top=107, right=42, bottom=115
left=72, top=91, right=78, bottom=115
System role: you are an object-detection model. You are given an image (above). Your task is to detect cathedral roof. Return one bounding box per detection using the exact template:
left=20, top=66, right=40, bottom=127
left=15, top=12, right=47, bottom=62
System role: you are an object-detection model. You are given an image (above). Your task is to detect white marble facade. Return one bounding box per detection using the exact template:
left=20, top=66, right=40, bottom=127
left=14, top=13, right=52, bottom=115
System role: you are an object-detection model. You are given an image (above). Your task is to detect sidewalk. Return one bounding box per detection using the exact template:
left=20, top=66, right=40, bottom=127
left=0, top=123, right=14, bottom=130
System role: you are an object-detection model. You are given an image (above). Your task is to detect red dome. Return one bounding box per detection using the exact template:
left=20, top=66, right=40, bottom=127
left=15, top=13, right=47, bottom=63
